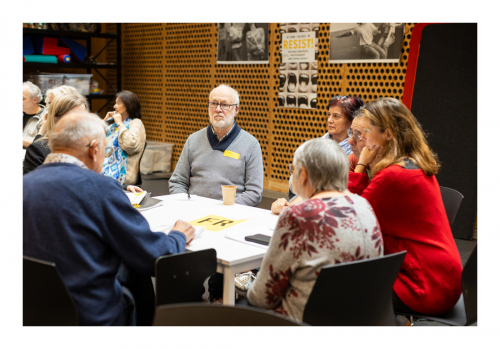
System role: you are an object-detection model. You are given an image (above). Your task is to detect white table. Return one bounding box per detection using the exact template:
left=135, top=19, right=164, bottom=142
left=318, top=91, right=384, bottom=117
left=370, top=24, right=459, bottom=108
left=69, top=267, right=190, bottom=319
left=140, top=193, right=279, bottom=305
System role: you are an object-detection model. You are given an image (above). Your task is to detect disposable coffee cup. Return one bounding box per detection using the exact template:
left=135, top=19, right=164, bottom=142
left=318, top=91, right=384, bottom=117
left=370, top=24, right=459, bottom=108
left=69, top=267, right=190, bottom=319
left=221, top=185, right=237, bottom=205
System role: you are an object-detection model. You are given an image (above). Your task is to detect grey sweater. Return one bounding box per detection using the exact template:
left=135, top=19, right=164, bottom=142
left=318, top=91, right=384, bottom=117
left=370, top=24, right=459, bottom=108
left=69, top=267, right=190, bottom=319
left=169, top=127, right=264, bottom=206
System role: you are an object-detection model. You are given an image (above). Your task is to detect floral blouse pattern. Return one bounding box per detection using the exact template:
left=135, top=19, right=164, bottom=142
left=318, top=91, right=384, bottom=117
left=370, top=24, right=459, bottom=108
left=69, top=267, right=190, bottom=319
left=247, top=195, right=383, bottom=322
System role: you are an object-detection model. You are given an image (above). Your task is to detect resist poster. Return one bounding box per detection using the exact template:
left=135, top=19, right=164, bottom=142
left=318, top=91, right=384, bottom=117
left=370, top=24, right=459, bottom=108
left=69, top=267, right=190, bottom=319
left=279, top=23, right=319, bottom=109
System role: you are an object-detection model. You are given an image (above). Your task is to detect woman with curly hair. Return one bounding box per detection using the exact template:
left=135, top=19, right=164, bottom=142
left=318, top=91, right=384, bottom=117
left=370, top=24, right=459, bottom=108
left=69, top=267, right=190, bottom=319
left=247, top=138, right=382, bottom=322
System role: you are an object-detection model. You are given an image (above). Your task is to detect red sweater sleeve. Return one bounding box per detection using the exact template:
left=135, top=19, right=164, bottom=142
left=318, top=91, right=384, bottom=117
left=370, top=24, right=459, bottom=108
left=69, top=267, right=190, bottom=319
left=348, top=153, right=358, bottom=172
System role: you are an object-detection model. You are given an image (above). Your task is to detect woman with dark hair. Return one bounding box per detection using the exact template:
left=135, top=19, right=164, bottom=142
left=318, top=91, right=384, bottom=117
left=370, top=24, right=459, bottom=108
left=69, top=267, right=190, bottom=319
left=350, top=97, right=462, bottom=315
left=271, top=95, right=366, bottom=213
left=103, top=90, right=146, bottom=186
left=324, top=95, right=365, bottom=155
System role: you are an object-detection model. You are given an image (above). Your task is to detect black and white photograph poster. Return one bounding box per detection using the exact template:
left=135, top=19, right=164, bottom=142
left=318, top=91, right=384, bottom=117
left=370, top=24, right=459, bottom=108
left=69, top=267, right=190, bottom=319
left=329, top=23, right=405, bottom=63
left=279, top=23, right=320, bottom=109
left=217, top=23, right=269, bottom=64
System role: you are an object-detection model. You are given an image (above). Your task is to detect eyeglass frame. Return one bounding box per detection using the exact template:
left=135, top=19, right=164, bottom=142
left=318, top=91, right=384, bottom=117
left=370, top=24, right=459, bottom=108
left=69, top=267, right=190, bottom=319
left=207, top=101, right=238, bottom=111
left=86, top=140, right=113, bottom=158
left=288, top=163, right=294, bottom=176
left=347, top=128, right=363, bottom=143
left=331, top=95, right=348, bottom=101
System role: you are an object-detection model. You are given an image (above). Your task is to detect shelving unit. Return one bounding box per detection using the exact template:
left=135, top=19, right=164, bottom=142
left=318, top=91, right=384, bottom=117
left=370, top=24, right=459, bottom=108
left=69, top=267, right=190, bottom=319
left=23, top=24, right=122, bottom=113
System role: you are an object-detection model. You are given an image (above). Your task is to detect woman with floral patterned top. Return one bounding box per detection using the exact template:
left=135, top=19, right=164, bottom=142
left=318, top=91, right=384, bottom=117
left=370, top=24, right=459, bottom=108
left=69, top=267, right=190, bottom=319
left=247, top=138, right=383, bottom=322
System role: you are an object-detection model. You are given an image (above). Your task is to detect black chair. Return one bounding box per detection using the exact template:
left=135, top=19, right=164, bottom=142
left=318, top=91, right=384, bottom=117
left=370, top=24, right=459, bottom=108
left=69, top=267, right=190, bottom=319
left=303, top=251, right=407, bottom=326
left=135, top=141, right=147, bottom=186
left=440, top=186, right=464, bottom=227
left=395, top=245, right=477, bottom=326
left=153, top=303, right=304, bottom=326
left=155, top=248, right=217, bottom=307
left=23, top=256, right=78, bottom=326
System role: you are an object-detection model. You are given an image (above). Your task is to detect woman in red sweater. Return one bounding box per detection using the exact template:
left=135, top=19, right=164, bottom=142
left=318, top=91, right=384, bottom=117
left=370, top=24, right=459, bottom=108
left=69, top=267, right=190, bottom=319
left=348, top=98, right=462, bottom=315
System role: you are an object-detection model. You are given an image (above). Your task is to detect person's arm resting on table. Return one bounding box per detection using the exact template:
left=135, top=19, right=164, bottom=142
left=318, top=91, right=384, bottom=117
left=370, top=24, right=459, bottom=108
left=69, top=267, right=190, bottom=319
left=98, top=181, right=191, bottom=276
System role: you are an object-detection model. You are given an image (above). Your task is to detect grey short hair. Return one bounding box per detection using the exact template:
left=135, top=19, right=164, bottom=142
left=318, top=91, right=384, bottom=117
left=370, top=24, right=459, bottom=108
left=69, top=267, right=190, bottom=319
left=23, top=81, right=42, bottom=102
left=45, top=85, right=78, bottom=105
left=293, top=138, right=349, bottom=192
left=209, top=84, right=240, bottom=104
left=49, top=111, right=108, bottom=150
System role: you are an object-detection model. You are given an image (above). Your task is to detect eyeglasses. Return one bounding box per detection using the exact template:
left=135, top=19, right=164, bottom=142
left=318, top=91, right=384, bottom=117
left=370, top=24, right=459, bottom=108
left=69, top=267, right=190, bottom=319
left=86, top=140, right=113, bottom=158
left=347, top=128, right=362, bottom=142
left=288, top=163, right=294, bottom=176
left=331, top=95, right=348, bottom=101
left=208, top=101, right=238, bottom=111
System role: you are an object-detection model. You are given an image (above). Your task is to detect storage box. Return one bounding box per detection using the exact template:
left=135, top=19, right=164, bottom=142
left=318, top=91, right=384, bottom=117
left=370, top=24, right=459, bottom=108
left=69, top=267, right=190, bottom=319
left=140, top=141, right=174, bottom=175
left=62, top=73, right=93, bottom=95
left=23, top=73, right=64, bottom=95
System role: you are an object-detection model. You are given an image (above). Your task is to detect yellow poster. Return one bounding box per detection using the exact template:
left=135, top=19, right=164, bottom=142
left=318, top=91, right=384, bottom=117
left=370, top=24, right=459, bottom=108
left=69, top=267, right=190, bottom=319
left=189, top=215, right=247, bottom=232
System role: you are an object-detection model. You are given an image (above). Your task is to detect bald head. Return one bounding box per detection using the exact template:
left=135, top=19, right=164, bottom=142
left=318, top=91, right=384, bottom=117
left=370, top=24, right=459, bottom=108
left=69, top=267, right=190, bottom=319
left=49, top=112, right=108, bottom=173
left=209, top=84, right=239, bottom=105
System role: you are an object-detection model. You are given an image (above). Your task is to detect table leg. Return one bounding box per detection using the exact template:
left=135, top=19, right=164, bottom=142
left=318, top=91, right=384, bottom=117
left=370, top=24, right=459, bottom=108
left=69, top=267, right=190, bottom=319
left=222, top=266, right=235, bottom=305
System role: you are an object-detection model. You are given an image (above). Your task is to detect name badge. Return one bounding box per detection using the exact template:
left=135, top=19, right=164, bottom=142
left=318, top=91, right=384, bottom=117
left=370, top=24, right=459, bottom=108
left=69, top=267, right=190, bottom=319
left=224, top=150, right=240, bottom=160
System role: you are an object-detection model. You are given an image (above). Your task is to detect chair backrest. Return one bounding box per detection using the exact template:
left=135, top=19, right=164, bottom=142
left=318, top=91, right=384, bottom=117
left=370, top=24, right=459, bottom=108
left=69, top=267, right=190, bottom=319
left=303, top=251, right=407, bottom=326
left=155, top=248, right=217, bottom=307
left=135, top=141, right=147, bottom=186
left=153, top=303, right=304, bottom=326
left=461, top=244, right=477, bottom=325
left=440, top=186, right=464, bottom=227
left=23, top=256, right=78, bottom=326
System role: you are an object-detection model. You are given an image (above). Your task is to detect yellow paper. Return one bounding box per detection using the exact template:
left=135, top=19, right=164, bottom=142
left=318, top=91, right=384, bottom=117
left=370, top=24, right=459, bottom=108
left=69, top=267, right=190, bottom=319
left=223, top=150, right=240, bottom=160
left=189, top=215, right=247, bottom=232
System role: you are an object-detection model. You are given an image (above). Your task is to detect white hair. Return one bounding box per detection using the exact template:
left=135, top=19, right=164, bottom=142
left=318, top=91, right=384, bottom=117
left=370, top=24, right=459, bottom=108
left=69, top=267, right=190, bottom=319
left=49, top=111, right=108, bottom=150
left=293, top=138, right=349, bottom=192
left=23, top=81, right=42, bottom=103
left=45, top=85, right=79, bottom=105
left=209, top=84, right=240, bottom=104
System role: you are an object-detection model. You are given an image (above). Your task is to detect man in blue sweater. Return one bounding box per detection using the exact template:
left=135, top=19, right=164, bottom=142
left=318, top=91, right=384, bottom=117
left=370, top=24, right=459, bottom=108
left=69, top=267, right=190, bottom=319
left=23, top=112, right=195, bottom=326
left=168, top=84, right=264, bottom=207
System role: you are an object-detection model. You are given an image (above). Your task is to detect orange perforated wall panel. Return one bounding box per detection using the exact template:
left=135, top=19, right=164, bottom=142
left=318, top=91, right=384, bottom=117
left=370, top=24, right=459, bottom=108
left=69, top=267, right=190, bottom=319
left=104, top=23, right=416, bottom=193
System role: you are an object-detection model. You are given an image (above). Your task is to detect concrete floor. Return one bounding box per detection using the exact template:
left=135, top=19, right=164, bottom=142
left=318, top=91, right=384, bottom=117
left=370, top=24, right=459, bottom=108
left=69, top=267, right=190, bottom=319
left=142, top=176, right=477, bottom=326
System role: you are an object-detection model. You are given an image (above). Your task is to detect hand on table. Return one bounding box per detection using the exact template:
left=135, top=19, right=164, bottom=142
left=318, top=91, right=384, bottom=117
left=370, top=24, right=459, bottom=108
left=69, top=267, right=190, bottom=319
left=172, top=220, right=196, bottom=245
left=271, top=198, right=289, bottom=215
left=126, top=185, right=143, bottom=193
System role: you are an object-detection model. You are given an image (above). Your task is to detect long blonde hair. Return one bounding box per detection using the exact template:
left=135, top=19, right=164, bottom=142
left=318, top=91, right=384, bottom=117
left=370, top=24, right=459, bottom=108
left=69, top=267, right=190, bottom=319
left=44, top=85, right=79, bottom=105
left=37, top=92, right=89, bottom=145
left=361, top=98, right=440, bottom=176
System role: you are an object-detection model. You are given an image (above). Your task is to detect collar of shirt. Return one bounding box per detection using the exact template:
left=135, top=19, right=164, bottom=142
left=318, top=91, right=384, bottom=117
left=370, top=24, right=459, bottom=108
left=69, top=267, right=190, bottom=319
left=211, top=122, right=235, bottom=142
left=24, top=104, right=46, bottom=120
left=44, top=153, right=88, bottom=170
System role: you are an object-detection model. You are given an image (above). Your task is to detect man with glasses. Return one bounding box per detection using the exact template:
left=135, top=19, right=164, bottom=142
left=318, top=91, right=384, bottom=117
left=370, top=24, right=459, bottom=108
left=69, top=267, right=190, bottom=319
left=24, top=111, right=196, bottom=325
left=347, top=112, right=372, bottom=179
left=169, top=84, right=264, bottom=207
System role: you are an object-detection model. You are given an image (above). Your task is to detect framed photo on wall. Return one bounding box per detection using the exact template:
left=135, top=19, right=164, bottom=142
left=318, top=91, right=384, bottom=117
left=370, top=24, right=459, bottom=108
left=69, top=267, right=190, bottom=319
left=217, top=23, right=269, bottom=64
left=329, top=23, right=405, bottom=63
